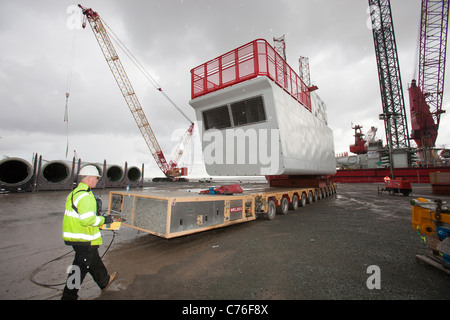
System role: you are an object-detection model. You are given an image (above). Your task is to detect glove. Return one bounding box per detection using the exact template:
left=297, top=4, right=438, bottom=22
left=103, top=215, right=114, bottom=224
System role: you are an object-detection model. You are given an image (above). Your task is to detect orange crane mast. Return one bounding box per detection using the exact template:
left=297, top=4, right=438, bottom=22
left=79, top=4, right=194, bottom=180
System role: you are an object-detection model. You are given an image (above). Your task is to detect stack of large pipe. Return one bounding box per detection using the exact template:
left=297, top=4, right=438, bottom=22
left=0, top=154, right=144, bottom=193
left=35, top=156, right=76, bottom=191
left=125, top=164, right=144, bottom=188
left=105, top=164, right=125, bottom=188
left=0, top=156, right=36, bottom=193
left=77, top=161, right=144, bottom=189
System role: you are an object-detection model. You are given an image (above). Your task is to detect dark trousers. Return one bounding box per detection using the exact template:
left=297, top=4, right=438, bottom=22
left=61, top=245, right=110, bottom=300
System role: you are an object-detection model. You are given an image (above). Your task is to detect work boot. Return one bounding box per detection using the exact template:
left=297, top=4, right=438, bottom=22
left=102, top=272, right=117, bottom=292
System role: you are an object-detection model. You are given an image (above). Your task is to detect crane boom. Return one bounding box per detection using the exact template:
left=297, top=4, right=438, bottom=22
left=409, top=0, right=449, bottom=149
left=169, top=123, right=195, bottom=170
left=79, top=5, right=189, bottom=178
left=368, top=0, right=411, bottom=151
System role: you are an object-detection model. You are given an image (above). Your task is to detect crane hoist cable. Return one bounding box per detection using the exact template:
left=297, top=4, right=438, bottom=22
left=101, top=17, right=193, bottom=125
left=64, top=29, right=80, bottom=159
left=411, top=8, right=422, bottom=83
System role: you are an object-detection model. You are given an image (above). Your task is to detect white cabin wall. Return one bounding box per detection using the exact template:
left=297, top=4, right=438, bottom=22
left=189, top=77, right=336, bottom=176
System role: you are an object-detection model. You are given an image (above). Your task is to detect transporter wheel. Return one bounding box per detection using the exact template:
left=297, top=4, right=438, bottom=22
left=265, top=199, right=277, bottom=220
left=314, top=191, right=319, bottom=202
left=289, top=194, right=299, bottom=210
left=277, top=197, right=289, bottom=215
left=307, top=191, right=313, bottom=204
left=300, top=193, right=307, bottom=207
left=402, top=189, right=412, bottom=196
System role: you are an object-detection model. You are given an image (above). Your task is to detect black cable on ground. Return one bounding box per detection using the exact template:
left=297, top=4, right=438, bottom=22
left=29, top=231, right=116, bottom=290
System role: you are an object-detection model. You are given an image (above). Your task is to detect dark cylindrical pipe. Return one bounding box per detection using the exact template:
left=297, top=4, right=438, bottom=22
left=106, top=165, right=124, bottom=182
left=127, top=166, right=141, bottom=182
left=41, top=161, right=71, bottom=183
left=0, top=157, right=34, bottom=187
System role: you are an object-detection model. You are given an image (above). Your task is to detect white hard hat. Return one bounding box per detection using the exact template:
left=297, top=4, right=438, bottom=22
left=79, top=165, right=101, bottom=177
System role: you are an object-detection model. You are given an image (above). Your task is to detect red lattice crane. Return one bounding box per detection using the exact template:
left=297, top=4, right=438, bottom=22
left=408, top=0, right=449, bottom=149
left=79, top=5, right=194, bottom=180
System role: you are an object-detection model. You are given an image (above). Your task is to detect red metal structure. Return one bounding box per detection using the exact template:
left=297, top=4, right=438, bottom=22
left=349, top=125, right=368, bottom=155
left=380, top=177, right=412, bottom=196
left=336, top=1, right=450, bottom=184
left=79, top=5, right=194, bottom=180
left=191, top=39, right=313, bottom=112
left=334, top=166, right=450, bottom=184
left=409, top=0, right=449, bottom=149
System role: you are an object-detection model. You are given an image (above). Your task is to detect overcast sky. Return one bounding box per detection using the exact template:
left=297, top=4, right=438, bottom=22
left=1, top=0, right=449, bottom=177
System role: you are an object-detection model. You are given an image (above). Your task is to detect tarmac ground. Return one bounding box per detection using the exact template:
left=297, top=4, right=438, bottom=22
left=1, top=181, right=449, bottom=302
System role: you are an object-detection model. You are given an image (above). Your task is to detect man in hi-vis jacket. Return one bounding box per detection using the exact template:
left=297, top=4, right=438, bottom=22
left=61, top=165, right=116, bottom=300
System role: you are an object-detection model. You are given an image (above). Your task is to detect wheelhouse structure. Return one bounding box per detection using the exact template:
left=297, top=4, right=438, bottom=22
left=189, top=39, right=335, bottom=177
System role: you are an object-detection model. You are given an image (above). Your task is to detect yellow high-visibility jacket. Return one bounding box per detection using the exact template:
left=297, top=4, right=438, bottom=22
left=62, top=182, right=105, bottom=246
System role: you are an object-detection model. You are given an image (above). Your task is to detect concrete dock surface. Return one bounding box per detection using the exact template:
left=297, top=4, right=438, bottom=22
left=1, top=182, right=449, bottom=300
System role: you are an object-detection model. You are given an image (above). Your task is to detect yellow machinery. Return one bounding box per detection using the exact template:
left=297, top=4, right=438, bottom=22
left=411, top=198, right=450, bottom=273
left=100, top=220, right=121, bottom=231
left=411, top=198, right=450, bottom=235
left=99, top=212, right=122, bottom=231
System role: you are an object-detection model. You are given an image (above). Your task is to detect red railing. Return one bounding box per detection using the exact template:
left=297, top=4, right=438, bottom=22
left=191, top=39, right=311, bottom=111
